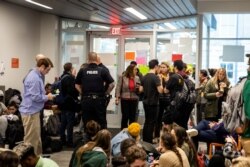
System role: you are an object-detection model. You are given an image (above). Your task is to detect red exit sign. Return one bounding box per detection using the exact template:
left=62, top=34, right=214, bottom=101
left=111, top=27, right=121, bottom=35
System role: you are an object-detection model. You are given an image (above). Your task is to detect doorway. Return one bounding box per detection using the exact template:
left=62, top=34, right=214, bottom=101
left=89, top=31, right=153, bottom=128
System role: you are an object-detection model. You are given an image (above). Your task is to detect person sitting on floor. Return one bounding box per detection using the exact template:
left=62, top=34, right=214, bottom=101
left=72, top=129, right=111, bottom=167
left=111, top=122, right=141, bottom=156
left=124, top=145, right=147, bottom=167
left=151, top=131, right=190, bottom=167
left=191, top=119, right=229, bottom=151
left=112, top=138, right=137, bottom=167
left=0, top=101, right=24, bottom=148
left=69, top=120, right=101, bottom=167
left=232, top=157, right=250, bottom=167
left=208, top=153, right=225, bottom=167
left=13, top=142, right=59, bottom=167
left=171, top=126, right=198, bottom=167
left=0, top=150, right=19, bottom=167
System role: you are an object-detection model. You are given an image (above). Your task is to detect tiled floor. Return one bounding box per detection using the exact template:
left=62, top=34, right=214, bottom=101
left=50, top=149, right=73, bottom=167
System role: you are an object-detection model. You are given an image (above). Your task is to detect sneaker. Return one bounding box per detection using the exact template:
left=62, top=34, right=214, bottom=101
left=186, top=129, right=198, bottom=137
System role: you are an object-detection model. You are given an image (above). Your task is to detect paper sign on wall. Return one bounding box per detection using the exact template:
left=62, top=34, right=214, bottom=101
left=125, top=52, right=135, bottom=60
left=136, top=57, right=146, bottom=65
left=223, top=45, right=244, bottom=62
left=172, top=54, right=182, bottom=61
left=138, top=65, right=149, bottom=75
left=11, top=58, right=19, bottom=68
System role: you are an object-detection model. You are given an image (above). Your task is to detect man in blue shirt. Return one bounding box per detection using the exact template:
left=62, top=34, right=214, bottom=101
left=19, top=58, right=54, bottom=156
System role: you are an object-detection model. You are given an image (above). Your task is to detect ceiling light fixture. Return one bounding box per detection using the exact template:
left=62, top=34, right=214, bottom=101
left=164, top=23, right=177, bottom=30
left=124, top=7, right=147, bottom=20
left=25, top=0, right=53, bottom=10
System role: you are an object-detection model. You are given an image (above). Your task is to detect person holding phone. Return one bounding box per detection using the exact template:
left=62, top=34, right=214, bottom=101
left=204, top=68, right=230, bottom=122
left=115, top=64, right=141, bottom=129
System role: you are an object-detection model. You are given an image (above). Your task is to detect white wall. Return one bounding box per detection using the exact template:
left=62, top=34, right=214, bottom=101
left=0, top=2, right=59, bottom=92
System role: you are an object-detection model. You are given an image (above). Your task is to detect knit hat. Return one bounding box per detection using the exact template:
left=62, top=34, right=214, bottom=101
left=127, top=123, right=141, bottom=138
left=243, top=140, right=250, bottom=157
left=13, top=143, right=33, bottom=160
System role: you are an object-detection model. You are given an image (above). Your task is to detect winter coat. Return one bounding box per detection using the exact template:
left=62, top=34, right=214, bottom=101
left=204, top=79, right=230, bottom=118
left=72, top=146, right=107, bottom=167
left=222, top=77, right=246, bottom=132
left=115, top=75, right=140, bottom=100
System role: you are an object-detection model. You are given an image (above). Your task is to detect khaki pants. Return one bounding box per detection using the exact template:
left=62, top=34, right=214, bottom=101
left=22, top=112, right=42, bottom=155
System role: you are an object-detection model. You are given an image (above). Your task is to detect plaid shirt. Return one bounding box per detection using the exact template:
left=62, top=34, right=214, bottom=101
left=223, top=142, right=242, bottom=159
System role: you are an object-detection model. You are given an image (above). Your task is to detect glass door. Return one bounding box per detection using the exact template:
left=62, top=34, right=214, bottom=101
left=90, top=33, right=153, bottom=128
left=61, top=32, right=86, bottom=73
left=90, top=35, right=120, bottom=128
left=122, top=35, right=152, bottom=125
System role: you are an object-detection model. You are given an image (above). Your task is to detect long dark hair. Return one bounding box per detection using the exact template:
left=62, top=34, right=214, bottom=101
left=160, top=132, right=183, bottom=167
left=124, top=64, right=136, bottom=78
left=173, top=126, right=198, bottom=167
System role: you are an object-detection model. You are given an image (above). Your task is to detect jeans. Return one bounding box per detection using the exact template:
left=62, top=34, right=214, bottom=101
left=143, top=103, right=158, bottom=143
left=192, top=120, right=218, bottom=150
left=60, top=111, right=75, bottom=145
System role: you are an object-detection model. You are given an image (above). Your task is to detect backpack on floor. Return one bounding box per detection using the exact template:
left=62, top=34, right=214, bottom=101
left=5, top=120, right=24, bottom=149
left=50, top=136, right=62, bottom=152
left=45, top=114, right=61, bottom=136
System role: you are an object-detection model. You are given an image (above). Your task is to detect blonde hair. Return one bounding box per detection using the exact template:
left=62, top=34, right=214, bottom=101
left=232, top=157, right=250, bottom=167
left=212, top=68, right=230, bottom=85
left=161, top=61, right=170, bottom=67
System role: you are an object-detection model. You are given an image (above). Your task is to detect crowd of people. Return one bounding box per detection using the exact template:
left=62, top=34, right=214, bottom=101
left=0, top=51, right=250, bottom=167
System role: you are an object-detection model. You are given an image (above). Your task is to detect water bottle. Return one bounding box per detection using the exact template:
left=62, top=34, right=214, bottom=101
left=147, top=152, right=154, bottom=165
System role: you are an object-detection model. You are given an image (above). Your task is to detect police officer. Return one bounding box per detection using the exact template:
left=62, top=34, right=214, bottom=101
left=97, top=56, right=112, bottom=108
left=75, top=52, right=115, bottom=129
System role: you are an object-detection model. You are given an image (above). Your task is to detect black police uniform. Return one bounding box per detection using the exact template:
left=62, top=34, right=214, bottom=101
left=98, top=63, right=112, bottom=107
left=75, top=63, right=114, bottom=129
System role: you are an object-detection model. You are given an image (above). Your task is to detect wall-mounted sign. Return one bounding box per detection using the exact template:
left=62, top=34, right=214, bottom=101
left=125, top=52, right=135, bottom=60
left=172, top=54, right=182, bottom=61
left=110, top=27, right=121, bottom=35
left=11, top=58, right=19, bottom=68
